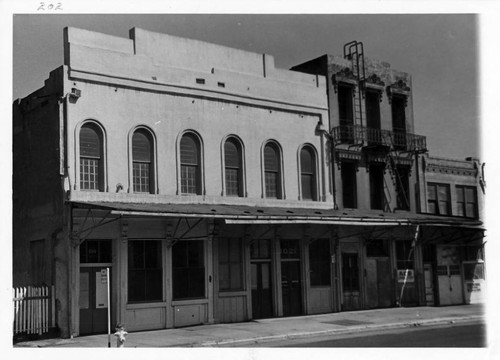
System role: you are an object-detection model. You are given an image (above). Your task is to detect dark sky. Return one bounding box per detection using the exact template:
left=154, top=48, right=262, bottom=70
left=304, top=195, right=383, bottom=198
left=12, top=14, right=479, bottom=159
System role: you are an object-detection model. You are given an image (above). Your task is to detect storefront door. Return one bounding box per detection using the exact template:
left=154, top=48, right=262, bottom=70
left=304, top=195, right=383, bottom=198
left=366, top=258, right=392, bottom=308
left=342, top=252, right=361, bottom=310
left=79, top=267, right=110, bottom=335
left=79, top=239, right=112, bottom=335
left=424, top=263, right=435, bottom=305
left=251, top=262, right=273, bottom=319
left=281, top=261, right=302, bottom=316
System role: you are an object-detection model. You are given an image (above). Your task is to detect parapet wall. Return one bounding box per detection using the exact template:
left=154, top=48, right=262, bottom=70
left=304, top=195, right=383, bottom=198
left=63, top=27, right=326, bottom=110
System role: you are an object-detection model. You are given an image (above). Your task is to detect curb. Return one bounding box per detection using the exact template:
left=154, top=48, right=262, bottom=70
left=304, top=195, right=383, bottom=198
left=198, top=315, right=485, bottom=347
left=14, top=315, right=485, bottom=348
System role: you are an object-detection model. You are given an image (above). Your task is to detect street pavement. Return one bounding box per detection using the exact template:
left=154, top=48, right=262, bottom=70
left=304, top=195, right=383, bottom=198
left=14, top=304, right=486, bottom=348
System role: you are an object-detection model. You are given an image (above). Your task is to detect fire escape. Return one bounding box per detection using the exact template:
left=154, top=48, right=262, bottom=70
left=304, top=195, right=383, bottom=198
left=331, top=41, right=428, bottom=211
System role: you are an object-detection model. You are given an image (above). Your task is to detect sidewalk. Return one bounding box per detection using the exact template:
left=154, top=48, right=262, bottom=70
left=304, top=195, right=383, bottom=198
left=14, top=304, right=485, bottom=348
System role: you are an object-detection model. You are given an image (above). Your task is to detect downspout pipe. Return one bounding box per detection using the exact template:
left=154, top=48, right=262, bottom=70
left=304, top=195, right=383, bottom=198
left=316, top=122, right=338, bottom=210
left=330, top=134, right=339, bottom=210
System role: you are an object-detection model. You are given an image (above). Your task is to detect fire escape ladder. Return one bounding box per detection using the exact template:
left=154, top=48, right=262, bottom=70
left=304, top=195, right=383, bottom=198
left=344, top=41, right=366, bottom=128
left=386, top=152, right=411, bottom=211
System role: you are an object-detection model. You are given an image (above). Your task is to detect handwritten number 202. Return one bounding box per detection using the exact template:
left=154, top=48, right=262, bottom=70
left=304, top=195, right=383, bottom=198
left=38, top=2, right=63, bottom=10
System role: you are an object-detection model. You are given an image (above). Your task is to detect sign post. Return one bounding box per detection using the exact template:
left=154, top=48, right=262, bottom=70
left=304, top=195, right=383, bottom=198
left=106, top=268, right=110, bottom=348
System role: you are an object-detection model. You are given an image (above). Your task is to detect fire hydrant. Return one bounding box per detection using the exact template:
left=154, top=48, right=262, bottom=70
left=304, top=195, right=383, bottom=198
left=114, top=323, right=128, bottom=348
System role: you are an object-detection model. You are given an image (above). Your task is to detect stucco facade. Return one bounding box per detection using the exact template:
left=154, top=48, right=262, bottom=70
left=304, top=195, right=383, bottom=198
left=13, top=28, right=485, bottom=338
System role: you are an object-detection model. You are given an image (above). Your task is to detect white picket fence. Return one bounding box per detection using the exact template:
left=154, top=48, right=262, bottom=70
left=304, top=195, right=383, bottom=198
left=13, top=285, right=55, bottom=335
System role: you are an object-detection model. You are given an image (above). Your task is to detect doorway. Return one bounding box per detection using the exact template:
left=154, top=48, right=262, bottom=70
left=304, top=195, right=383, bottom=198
left=366, top=258, right=392, bottom=308
left=365, top=240, right=392, bottom=308
left=424, top=263, right=435, bottom=306
left=79, top=239, right=112, bottom=335
left=251, top=262, right=273, bottom=319
left=79, top=267, right=111, bottom=335
left=250, top=239, right=273, bottom=319
left=342, top=252, right=361, bottom=310
left=281, top=261, right=302, bottom=316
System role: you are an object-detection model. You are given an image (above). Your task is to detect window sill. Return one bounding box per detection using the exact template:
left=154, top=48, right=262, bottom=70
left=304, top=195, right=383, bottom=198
left=172, top=298, right=208, bottom=306
left=219, top=290, right=246, bottom=297
left=127, top=301, right=167, bottom=309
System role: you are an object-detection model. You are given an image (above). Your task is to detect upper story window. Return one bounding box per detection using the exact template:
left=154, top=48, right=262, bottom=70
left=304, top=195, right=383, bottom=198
left=365, top=90, right=382, bottom=145
left=180, top=133, right=202, bottom=195
left=391, top=95, right=407, bottom=150
left=224, top=137, right=244, bottom=197
left=395, top=165, right=410, bottom=211
left=369, top=164, right=385, bottom=210
left=299, top=146, right=317, bottom=201
left=80, top=123, right=104, bottom=191
left=132, top=129, right=155, bottom=193
left=456, top=185, right=478, bottom=218
left=263, top=142, right=282, bottom=199
left=338, top=84, right=355, bottom=143
left=338, top=84, right=354, bottom=125
left=427, top=182, right=451, bottom=215
left=341, top=161, right=357, bottom=208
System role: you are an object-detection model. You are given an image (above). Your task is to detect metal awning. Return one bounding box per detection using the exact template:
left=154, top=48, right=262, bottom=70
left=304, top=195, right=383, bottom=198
left=69, top=200, right=484, bottom=231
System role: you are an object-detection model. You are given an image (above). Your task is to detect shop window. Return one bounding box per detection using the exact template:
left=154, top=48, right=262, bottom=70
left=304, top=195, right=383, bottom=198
left=465, top=245, right=484, bottom=261
left=250, top=239, right=271, bottom=259
left=422, top=244, right=436, bottom=263
left=449, top=265, right=461, bottom=275
left=396, top=240, right=414, bottom=270
left=300, top=146, right=317, bottom=201
left=366, top=240, right=388, bottom=257
left=173, top=240, right=205, bottom=300
left=219, top=238, right=243, bottom=291
left=309, top=239, right=331, bottom=286
left=132, top=129, right=155, bottom=193
left=128, top=240, right=162, bottom=303
left=280, top=239, right=300, bottom=260
left=80, top=123, right=105, bottom=191
left=80, top=239, right=112, bottom=264
left=341, top=161, right=357, bottom=208
left=395, top=165, right=410, bottom=211
left=436, top=265, right=448, bottom=276
left=427, top=183, right=451, bottom=215
left=369, top=164, right=385, bottom=210
left=224, top=138, right=244, bottom=197
left=180, top=133, right=202, bottom=195
left=463, top=262, right=485, bottom=281
left=456, top=185, right=478, bottom=218
left=264, top=142, right=282, bottom=199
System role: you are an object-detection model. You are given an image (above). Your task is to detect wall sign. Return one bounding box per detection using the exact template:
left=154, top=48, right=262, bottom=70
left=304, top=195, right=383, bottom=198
left=397, top=269, right=415, bottom=283
left=95, top=271, right=108, bottom=308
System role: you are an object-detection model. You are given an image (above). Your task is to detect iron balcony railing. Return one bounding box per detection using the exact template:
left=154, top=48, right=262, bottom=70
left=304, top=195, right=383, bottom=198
left=331, top=125, right=427, bottom=153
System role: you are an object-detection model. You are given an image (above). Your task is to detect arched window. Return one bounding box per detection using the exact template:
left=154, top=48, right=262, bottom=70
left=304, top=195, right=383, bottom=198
left=224, top=138, right=243, bottom=197
left=132, top=129, right=154, bottom=193
left=80, top=123, right=104, bottom=191
left=264, top=142, right=282, bottom=199
left=300, top=146, right=317, bottom=201
left=180, top=133, right=202, bottom=195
